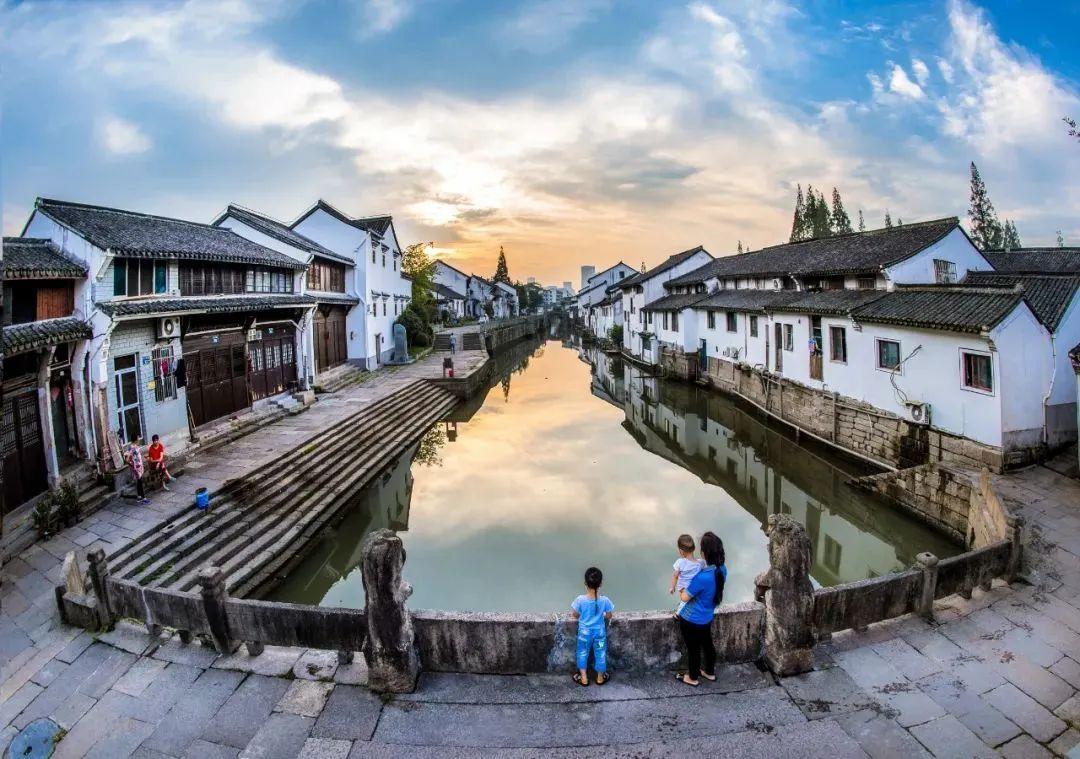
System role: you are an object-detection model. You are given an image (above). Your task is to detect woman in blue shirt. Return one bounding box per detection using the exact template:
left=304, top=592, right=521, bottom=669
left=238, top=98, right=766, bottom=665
left=675, top=531, right=726, bottom=686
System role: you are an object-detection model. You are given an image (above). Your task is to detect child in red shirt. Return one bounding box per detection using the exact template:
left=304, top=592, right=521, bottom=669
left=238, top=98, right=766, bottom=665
left=147, top=434, right=173, bottom=491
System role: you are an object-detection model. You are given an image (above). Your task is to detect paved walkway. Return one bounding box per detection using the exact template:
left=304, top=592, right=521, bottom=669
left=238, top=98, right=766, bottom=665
left=2, top=361, right=1080, bottom=756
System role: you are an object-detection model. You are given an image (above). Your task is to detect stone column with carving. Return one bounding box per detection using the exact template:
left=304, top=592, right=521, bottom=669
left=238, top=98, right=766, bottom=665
left=754, top=515, right=815, bottom=677
left=86, top=548, right=114, bottom=630
left=198, top=567, right=238, bottom=654
left=361, top=528, right=419, bottom=693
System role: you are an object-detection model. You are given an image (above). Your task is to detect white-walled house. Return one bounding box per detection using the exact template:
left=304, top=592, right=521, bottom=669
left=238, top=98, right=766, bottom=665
left=213, top=204, right=361, bottom=385
left=431, top=282, right=466, bottom=321
left=493, top=280, right=519, bottom=317
left=433, top=261, right=474, bottom=316
left=22, top=197, right=313, bottom=468
left=290, top=200, right=412, bottom=369
left=616, top=246, right=714, bottom=361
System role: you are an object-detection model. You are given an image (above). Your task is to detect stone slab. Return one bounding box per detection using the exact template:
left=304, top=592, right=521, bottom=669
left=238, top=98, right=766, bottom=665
left=983, top=683, right=1068, bottom=743
left=140, top=668, right=244, bottom=757
left=1048, top=727, right=1080, bottom=756
left=998, top=734, right=1055, bottom=758
left=909, top=714, right=997, bottom=759
left=151, top=636, right=220, bottom=668
left=780, top=666, right=880, bottom=721
left=238, top=712, right=315, bottom=759
left=300, top=737, right=352, bottom=759
left=311, top=684, right=382, bottom=742
left=112, top=657, right=168, bottom=697
left=213, top=645, right=302, bottom=677
left=293, top=650, right=338, bottom=681
left=201, top=674, right=291, bottom=749
left=181, top=739, right=240, bottom=759
left=373, top=686, right=806, bottom=748
left=275, top=679, right=334, bottom=718
left=82, top=715, right=154, bottom=759
left=834, top=708, right=933, bottom=758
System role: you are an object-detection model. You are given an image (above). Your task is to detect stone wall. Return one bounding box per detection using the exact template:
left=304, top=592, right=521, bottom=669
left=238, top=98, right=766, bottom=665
left=698, top=353, right=1005, bottom=472
left=850, top=464, right=974, bottom=543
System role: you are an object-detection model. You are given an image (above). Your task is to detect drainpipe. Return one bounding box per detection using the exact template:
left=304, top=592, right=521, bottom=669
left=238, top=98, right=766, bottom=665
left=1042, top=332, right=1058, bottom=447
left=88, top=314, right=116, bottom=475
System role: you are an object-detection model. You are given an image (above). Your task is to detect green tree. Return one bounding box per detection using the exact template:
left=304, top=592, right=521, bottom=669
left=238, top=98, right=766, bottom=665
left=1057, top=230, right=1065, bottom=247
left=1066, top=116, right=1079, bottom=142
left=808, top=188, right=832, bottom=239
left=858, top=210, right=866, bottom=232
left=789, top=184, right=808, bottom=242
left=736, top=240, right=744, bottom=254
left=884, top=210, right=893, bottom=228
left=968, top=162, right=1004, bottom=250
left=830, top=187, right=853, bottom=235
left=398, top=242, right=436, bottom=345
left=493, top=246, right=511, bottom=284
left=1002, top=220, right=1022, bottom=251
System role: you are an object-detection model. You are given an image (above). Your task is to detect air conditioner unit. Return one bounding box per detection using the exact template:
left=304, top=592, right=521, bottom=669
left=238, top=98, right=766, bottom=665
left=157, top=317, right=180, bottom=340
left=771, top=278, right=783, bottom=290
left=905, top=402, right=931, bottom=426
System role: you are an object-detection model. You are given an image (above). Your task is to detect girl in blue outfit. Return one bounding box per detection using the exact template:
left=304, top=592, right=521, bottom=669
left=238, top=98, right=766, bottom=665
left=675, top=531, right=727, bottom=686
left=569, top=566, right=614, bottom=686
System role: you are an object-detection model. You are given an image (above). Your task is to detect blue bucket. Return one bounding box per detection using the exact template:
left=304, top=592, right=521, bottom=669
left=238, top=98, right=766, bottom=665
left=195, top=487, right=210, bottom=510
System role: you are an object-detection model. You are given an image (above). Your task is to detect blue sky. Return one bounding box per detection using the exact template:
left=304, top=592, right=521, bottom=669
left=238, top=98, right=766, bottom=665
left=2, top=0, right=1078, bottom=283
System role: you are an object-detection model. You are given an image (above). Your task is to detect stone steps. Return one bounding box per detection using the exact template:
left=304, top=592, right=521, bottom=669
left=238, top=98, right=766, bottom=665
left=110, top=383, right=432, bottom=579
left=462, top=333, right=483, bottom=351
left=109, top=380, right=458, bottom=596
left=314, top=364, right=368, bottom=394
left=433, top=333, right=452, bottom=351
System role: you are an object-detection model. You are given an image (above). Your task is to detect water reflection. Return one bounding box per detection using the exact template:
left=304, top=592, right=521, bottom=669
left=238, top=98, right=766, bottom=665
left=267, top=338, right=958, bottom=612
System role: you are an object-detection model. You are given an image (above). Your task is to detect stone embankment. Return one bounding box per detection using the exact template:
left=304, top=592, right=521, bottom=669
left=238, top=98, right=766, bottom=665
left=105, top=380, right=458, bottom=598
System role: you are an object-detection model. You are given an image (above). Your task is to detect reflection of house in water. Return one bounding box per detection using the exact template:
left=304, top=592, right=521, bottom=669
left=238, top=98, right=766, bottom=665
left=619, top=363, right=958, bottom=586
left=588, top=350, right=626, bottom=409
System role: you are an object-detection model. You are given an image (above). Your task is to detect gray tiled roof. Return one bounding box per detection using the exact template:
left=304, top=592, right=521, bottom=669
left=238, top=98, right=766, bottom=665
left=848, top=285, right=1023, bottom=333
left=2, top=316, right=92, bottom=355
left=692, top=289, right=797, bottom=312
left=2, top=237, right=87, bottom=279
left=292, top=200, right=394, bottom=241
left=768, top=288, right=889, bottom=315
left=431, top=283, right=465, bottom=300
left=35, top=198, right=305, bottom=269
left=310, top=292, right=362, bottom=306
left=981, top=248, right=1080, bottom=274
left=97, top=294, right=317, bottom=317
left=215, top=205, right=353, bottom=265
left=963, top=272, right=1080, bottom=331
left=668, top=218, right=960, bottom=286
left=642, top=291, right=711, bottom=312
left=617, top=246, right=710, bottom=289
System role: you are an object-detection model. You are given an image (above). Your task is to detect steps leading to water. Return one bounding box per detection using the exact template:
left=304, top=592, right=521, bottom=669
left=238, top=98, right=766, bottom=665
left=109, top=379, right=459, bottom=596
left=314, top=363, right=369, bottom=394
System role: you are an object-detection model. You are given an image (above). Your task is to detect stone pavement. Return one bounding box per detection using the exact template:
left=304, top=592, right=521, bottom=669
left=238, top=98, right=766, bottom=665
left=2, top=371, right=1080, bottom=757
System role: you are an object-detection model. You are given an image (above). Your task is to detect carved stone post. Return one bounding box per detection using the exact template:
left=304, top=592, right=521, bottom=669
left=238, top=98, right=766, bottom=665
left=86, top=549, right=114, bottom=629
left=361, top=529, right=419, bottom=693
left=915, top=552, right=939, bottom=620
left=1006, top=515, right=1024, bottom=583
left=754, top=515, right=815, bottom=677
left=198, top=567, right=238, bottom=654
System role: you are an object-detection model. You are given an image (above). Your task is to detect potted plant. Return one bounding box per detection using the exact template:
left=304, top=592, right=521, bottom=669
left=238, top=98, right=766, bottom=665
left=56, top=480, right=82, bottom=527
left=31, top=494, right=58, bottom=540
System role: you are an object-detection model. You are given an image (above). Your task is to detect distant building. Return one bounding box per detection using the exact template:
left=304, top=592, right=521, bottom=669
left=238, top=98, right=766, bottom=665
left=527, top=276, right=537, bottom=285
left=581, top=266, right=596, bottom=290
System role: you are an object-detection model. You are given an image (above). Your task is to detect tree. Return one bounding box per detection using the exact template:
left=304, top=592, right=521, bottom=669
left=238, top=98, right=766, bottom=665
left=493, top=246, right=511, bottom=284
left=858, top=210, right=866, bottom=232
left=968, top=162, right=1004, bottom=250
left=1057, top=230, right=1065, bottom=247
left=808, top=188, right=832, bottom=239
left=1066, top=116, right=1079, bottom=142
left=736, top=240, right=744, bottom=254
left=789, top=185, right=808, bottom=242
left=1002, top=220, right=1022, bottom=251
left=397, top=242, right=437, bottom=346
left=884, top=210, right=893, bottom=228
left=830, top=187, right=853, bottom=235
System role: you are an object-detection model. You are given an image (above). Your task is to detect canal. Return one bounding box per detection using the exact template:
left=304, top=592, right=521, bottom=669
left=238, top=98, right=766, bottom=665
left=267, top=336, right=960, bottom=612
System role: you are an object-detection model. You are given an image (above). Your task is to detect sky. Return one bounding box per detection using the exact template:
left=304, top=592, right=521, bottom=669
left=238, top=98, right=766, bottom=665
left=2, top=0, right=1079, bottom=285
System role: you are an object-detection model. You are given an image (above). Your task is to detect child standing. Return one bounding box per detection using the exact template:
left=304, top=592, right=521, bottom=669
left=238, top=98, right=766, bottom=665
left=124, top=441, right=151, bottom=506
left=147, top=434, right=173, bottom=491
left=669, top=534, right=704, bottom=615
left=569, top=566, right=614, bottom=686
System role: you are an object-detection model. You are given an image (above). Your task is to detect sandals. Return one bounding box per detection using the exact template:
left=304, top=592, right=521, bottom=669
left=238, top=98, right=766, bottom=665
left=674, top=673, right=699, bottom=687
left=595, top=673, right=609, bottom=686
left=573, top=673, right=589, bottom=687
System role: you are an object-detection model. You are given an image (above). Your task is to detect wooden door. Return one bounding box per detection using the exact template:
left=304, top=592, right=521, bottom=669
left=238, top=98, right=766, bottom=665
left=184, top=333, right=250, bottom=427
left=2, top=387, right=48, bottom=513
left=249, top=342, right=268, bottom=400
left=774, top=323, right=783, bottom=373
left=809, top=316, right=823, bottom=381
left=314, top=310, right=329, bottom=372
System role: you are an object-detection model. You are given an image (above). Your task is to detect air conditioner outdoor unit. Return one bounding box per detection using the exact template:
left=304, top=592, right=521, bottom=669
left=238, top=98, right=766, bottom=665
left=905, top=402, right=931, bottom=426
left=157, top=317, right=180, bottom=340
left=771, top=278, right=782, bottom=289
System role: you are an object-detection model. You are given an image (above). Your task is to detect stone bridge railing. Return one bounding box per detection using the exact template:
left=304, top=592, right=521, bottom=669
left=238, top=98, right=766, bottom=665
left=57, top=473, right=1022, bottom=693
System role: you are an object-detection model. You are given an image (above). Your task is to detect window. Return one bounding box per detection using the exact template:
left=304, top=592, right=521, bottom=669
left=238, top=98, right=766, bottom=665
left=962, top=351, right=993, bottom=392
left=726, top=312, right=737, bottom=332
left=114, top=259, right=167, bottom=296
left=933, top=259, right=957, bottom=284
left=670, top=311, right=678, bottom=331
left=151, top=346, right=178, bottom=403
left=113, top=354, right=143, bottom=444
left=829, top=326, right=847, bottom=363
left=662, top=312, right=669, bottom=330
left=823, top=535, right=842, bottom=574
left=857, top=277, right=876, bottom=290
left=244, top=267, right=293, bottom=294
left=783, top=324, right=794, bottom=351
left=749, top=315, right=759, bottom=337
left=877, top=339, right=901, bottom=371
left=707, top=311, right=716, bottom=329
left=382, top=301, right=387, bottom=316
left=372, top=303, right=377, bottom=316
left=382, top=253, right=386, bottom=268
left=307, top=261, right=346, bottom=292
left=647, top=312, right=653, bottom=326
left=372, top=248, right=376, bottom=264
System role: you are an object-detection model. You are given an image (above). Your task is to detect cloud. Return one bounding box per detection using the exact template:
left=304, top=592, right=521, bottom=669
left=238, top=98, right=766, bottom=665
left=911, top=58, right=930, bottom=86
left=501, top=0, right=610, bottom=52
left=98, top=116, right=152, bottom=155
left=888, top=63, right=925, bottom=99
left=356, top=0, right=411, bottom=36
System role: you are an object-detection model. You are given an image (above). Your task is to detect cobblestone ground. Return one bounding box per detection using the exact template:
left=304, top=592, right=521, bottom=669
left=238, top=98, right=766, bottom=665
left=2, top=362, right=1079, bottom=756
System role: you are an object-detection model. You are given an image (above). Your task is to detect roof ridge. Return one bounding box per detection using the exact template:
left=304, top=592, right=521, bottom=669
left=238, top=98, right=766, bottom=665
left=754, top=216, right=958, bottom=253
left=38, top=197, right=233, bottom=234
left=3, top=236, right=53, bottom=244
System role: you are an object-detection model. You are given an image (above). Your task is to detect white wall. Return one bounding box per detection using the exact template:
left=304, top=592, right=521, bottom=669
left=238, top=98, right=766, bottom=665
left=884, top=228, right=993, bottom=286
left=695, top=308, right=768, bottom=366
left=621, top=250, right=713, bottom=359
left=992, top=305, right=1054, bottom=448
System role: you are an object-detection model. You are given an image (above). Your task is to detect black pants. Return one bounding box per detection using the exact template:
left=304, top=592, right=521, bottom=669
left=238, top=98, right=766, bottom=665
left=134, top=475, right=145, bottom=499
left=678, top=616, right=716, bottom=680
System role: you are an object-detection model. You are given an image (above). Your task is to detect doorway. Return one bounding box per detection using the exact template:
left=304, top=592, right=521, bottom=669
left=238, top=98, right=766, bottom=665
left=774, top=323, right=783, bottom=374
left=114, top=354, right=144, bottom=444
